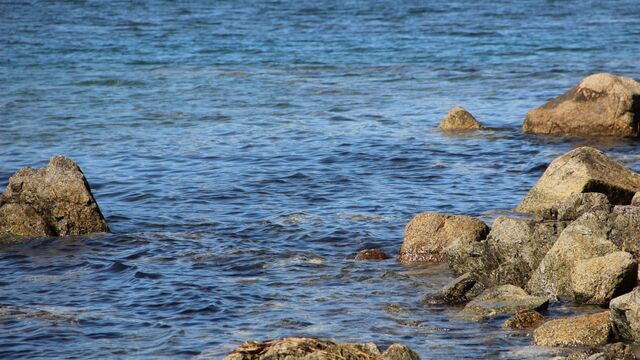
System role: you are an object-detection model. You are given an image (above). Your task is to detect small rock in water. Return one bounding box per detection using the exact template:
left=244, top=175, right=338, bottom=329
left=438, top=106, right=484, bottom=130
left=533, top=311, right=610, bottom=348
left=522, top=73, right=640, bottom=137
left=401, top=212, right=489, bottom=264
left=460, top=284, right=549, bottom=321
left=421, top=272, right=478, bottom=305
left=503, top=309, right=545, bottom=329
left=0, top=155, right=109, bottom=238
left=223, top=337, right=420, bottom=360
left=355, top=248, right=388, bottom=261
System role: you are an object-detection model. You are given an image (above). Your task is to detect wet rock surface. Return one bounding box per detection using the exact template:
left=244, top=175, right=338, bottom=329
left=533, top=311, right=611, bottom=348
left=355, top=248, right=388, bottom=260
left=522, top=73, right=640, bottom=137
left=421, top=272, right=478, bottom=305
left=503, top=309, right=545, bottom=329
left=400, top=212, right=489, bottom=264
left=460, top=285, right=549, bottom=321
left=223, top=337, right=420, bottom=360
left=516, top=146, right=640, bottom=214
left=438, top=106, right=483, bottom=131
left=0, top=156, right=109, bottom=238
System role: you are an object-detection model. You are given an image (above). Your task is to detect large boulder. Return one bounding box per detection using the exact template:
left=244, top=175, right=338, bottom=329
left=400, top=212, right=489, bottom=264
left=533, top=311, right=611, bottom=347
left=223, top=337, right=420, bottom=360
left=460, top=284, right=549, bottom=321
left=438, top=106, right=483, bottom=131
left=522, top=73, right=640, bottom=137
left=570, top=251, right=637, bottom=305
left=527, top=211, right=619, bottom=299
left=517, top=147, right=640, bottom=214
left=0, top=156, right=109, bottom=237
left=609, top=287, right=640, bottom=342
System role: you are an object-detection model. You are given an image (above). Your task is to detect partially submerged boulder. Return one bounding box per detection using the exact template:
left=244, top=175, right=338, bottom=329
left=533, top=311, right=611, bottom=348
left=400, top=212, right=489, bottom=264
left=421, top=272, right=478, bottom=305
left=223, top=337, right=420, bottom=360
left=503, top=309, right=545, bottom=329
left=0, top=156, right=109, bottom=237
left=527, top=211, right=619, bottom=299
left=570, top=251, right=637, bottom=305
left=609, top=287, right=640, bottom=342
left=522, top=73, right=640, bottom=137
left=460, top=284, right=549, bottom=321
left=517, top=147, right=640, bottom=214
left=438, top=106, right=483, bottom=131
left=355, top=248, right=388, bottom=261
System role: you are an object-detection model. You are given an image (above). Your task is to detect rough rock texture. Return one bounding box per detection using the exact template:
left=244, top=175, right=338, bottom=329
left=554, top=193, right=612, bottom=221
left=0, top=156, right=109, bottom=237
left=400, top=212, right=489, bottom=264
left=632, top=192, right=640, bottom=206
left=552, top=343, right=635, bottom=360
left=421, top=273, right=477, bottom=305
left=517, top=147, right=640, bottom=214
left=223, top=337, right=420, bottom=360
left=570, top=251, right=637, bottom=305
left=355, top=248, right=388, bottom=261
left=610, top=287, right=640, bottom=342
left=460, top=285, right=549, bottom=321
left=503, top=309, right=545, bottom=329
left=607, top=206, right=640, bottom=258
left=527, top=211, right=619, bottom=299
left=533, top=311, right=611, bottom=348
left=522, top=73, right=640, bottom=137
left=438, top=106, right=483, bottom=130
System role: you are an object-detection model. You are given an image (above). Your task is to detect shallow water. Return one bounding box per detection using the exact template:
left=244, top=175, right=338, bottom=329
left=2, top=1, right=640, bottom=358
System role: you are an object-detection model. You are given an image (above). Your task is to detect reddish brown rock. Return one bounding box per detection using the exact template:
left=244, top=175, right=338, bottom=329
left=533, top=311, right=611, bottom=347
left=503, top=309, right=545, bottom=329
left=355, top=248, right=388, bottom=261
left=523, top=73, right=640, bottom=137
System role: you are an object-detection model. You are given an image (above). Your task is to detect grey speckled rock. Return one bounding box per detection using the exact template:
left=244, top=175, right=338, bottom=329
left=522, top=73, right=640, bottom=137
left=533, top=311, right=610, bottom=348
left=438, top=106, right=483, bottom=130
left=460, top=285, right=549, bottom=321
left=401, top=212, right=489, bottom=264
left=516, top=147, right=640, bottom=214
left=609, top=287, right=640, bottom=342
left=527, top=211, right=619, bottom=300
left=0, top=156, right=109, bottom=237
left=570, top=251, right=637, bottom=305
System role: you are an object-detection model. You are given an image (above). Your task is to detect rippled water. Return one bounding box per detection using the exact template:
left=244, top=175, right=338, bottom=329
left=2, top=1, right=640, bottom=358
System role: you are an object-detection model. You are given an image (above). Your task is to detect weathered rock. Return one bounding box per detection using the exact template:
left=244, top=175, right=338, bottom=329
left=610, top=287, right=640, bottom=342
left=460, top=285, right=549, bottom=321
left=522, top=73, right=640, bottom=137
left=482, top=216, right=567, bottom=288
left=533, top=311, right=611, bottom=348
left=401, top=212, right=489, bottom=264
left=527, top=211, right=619, bottom=299
left=632, top=192, right=640, bottom=206
left=223, top=337, right=420, bottom=360
left=571, top=251, right=637, bottom=305
left=550, top=342, right=635, bottom=360
left=421, top=273, right=478, bottom=305
left=355, top=248, right=388, bottom=261
left=607, top=206, right=640, bottom=258
left=517, top=147, right=640, bottom=214
left=0, top=156, right=109, bottom=237
left=438, top=106, right=483, bottom=130
left=555, top=193, right=612, bottom=221
left=503, top=309, right=545, bottom=329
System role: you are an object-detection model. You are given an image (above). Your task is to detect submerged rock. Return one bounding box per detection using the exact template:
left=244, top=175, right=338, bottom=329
left=503, top=309, right=545, bottom=329
left=570, top=251, right=637, bottom=305
left=0, top=156, right=109, bottom=237
left=438, top=106, right=483, bottom=131
left=421, top=273, right=478, bottom=305
left=400, top=212, right=489, bottom=264
left=609, top=287, right=640, bottom=342
left=522, top=73, right=640, bottom=137
left=533, top=311, right=610, bottom=347
left=517, top=147, right=640, bottom=214
left=460, top=284, right=549, bottom=321
left=223, top=337, right=420, bottom=360
left=355, top=248, right=388, bottom=261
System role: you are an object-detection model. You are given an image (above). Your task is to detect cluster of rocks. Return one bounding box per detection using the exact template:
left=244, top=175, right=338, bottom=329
left=438, top=73, right=640, bottom=137
left=402, top=146, right=640, bottom=357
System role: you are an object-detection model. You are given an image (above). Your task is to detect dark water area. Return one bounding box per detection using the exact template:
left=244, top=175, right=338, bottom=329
left=2, top=1, right=640, bottom=358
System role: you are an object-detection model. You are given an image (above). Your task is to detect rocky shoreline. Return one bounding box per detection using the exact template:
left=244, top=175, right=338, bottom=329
left=2, top=73, right=640, bottom=359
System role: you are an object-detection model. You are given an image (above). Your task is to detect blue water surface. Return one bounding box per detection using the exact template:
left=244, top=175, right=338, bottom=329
left=1, top=1, right=640, bottom=358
